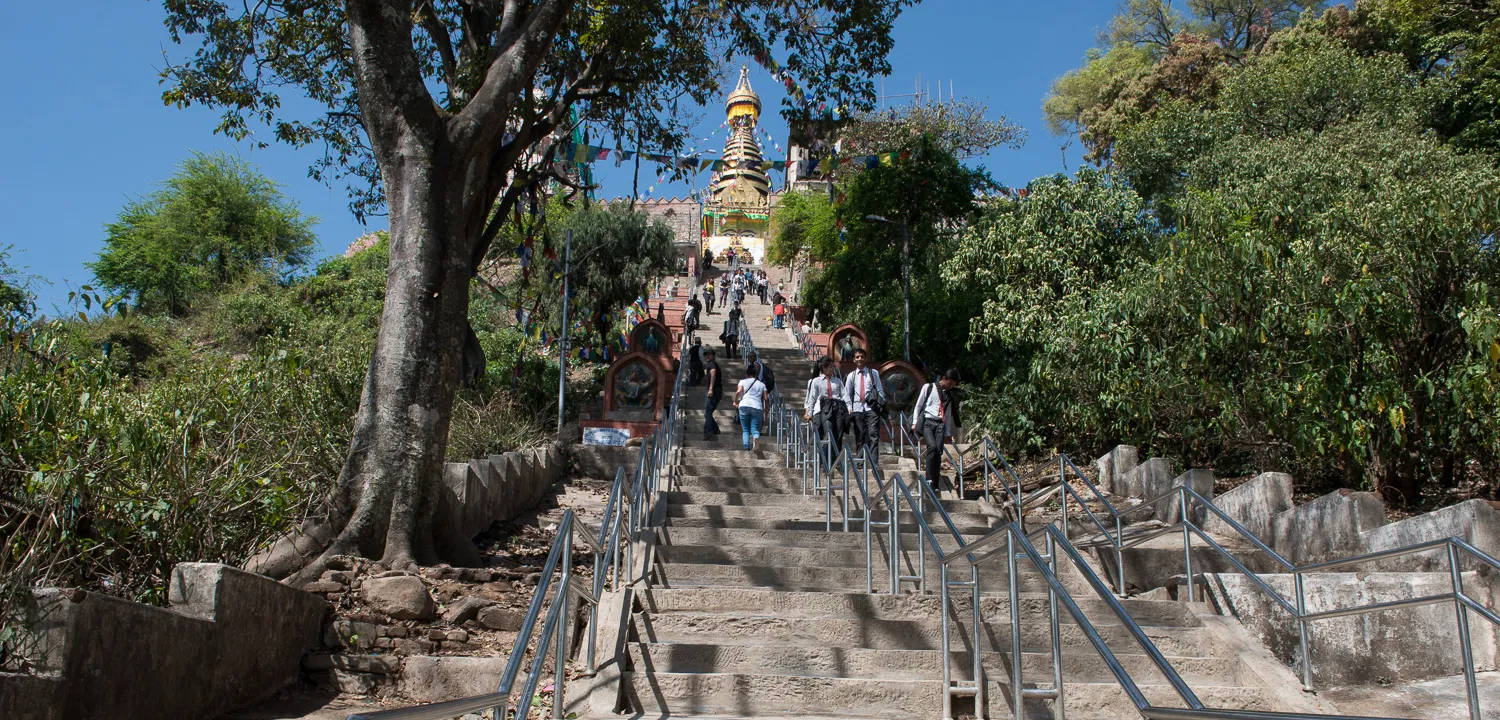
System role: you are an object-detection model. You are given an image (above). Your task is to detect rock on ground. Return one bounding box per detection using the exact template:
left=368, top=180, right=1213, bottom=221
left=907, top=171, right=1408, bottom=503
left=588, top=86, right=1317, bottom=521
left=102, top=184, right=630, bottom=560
left=361, top=575, right=435, bottom=621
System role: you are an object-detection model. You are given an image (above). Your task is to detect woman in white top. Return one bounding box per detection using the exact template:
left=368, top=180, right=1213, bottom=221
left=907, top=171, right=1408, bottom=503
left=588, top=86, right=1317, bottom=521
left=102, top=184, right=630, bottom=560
left=734, top=367, right=768, bottom=451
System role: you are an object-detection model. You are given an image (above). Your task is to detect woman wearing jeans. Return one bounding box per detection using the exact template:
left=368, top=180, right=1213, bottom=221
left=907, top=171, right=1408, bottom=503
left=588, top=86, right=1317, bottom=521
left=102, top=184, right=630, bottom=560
left=734, top=368, right=767, bottom=451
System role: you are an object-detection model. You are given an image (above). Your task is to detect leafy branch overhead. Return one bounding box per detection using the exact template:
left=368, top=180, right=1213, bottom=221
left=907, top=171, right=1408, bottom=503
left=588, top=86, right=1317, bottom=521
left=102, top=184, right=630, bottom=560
left=160, top=0, right=913, bottom=223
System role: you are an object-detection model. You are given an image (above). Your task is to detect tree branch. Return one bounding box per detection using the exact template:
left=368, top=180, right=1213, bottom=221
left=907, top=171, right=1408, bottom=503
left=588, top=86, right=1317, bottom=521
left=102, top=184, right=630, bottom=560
left=416, top=1, right=460, bottom=101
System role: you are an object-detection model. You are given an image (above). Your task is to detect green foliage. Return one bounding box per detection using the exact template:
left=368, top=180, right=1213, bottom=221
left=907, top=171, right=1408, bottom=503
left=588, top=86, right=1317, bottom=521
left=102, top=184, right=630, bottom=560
left=1, top=235, right=558, bottom=616
left=562, top=204, right=676, bottom=338
left=90, top=153, right=316, bottom=315
left=1114, top=33, right=1420, bottom=213
left=768, top=190, right=838, bottom=270
left=840, top=97, right=1026, bottom=159
left=802, top=135, right=990, bottom=372
left=974, top=6, right=1500, bottom=505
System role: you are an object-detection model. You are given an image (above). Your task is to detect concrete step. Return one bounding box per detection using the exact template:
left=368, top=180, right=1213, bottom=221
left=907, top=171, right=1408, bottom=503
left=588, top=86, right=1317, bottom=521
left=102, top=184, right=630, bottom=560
left=621, top=670, right=1280, bottom=719
left=627, top=642, right=1235, bottom=685
left=653, top=561, right=1096, bottom=597
left=661, top=490, right=989, bottom=515
left=662, top=513, right=993, bottom=535
left=658, top=541, right=1015, bottom=573
left=631, top=612, right=1216, bottom=656
left=664, top=505, right=996, bottom=534
left=671, top=474, right=917, bottom=495
left=635, top=588, right=1204, bottom=628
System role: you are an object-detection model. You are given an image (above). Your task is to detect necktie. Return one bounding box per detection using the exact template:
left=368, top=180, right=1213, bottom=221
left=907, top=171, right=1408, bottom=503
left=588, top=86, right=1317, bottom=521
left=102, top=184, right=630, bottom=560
left=937, top=388, right=944, bottom=423
left=859, top=371, right=866, bottom=404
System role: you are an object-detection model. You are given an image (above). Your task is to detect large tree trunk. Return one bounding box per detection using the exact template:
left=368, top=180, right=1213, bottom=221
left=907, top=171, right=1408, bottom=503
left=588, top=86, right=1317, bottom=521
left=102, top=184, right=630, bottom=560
left=293, top=147, right=481, bottom=581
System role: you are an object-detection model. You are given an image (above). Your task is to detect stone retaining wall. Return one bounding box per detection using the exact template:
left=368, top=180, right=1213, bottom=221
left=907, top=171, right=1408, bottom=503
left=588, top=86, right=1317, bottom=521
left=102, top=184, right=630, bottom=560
left=1093, top=444, right=1500, bottom=685
left=0, top=563, right=325, bottom=720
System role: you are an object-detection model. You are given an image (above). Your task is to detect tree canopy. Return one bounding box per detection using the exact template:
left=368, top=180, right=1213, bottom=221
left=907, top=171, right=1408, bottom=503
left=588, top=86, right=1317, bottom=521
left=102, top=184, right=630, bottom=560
left=90, top=153, right=316, bottom=315
left=157, top=0, right=917, bottom=576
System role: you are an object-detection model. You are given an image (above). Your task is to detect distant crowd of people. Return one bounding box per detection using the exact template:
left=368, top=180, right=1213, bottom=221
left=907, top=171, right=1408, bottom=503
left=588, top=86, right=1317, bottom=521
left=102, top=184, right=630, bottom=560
left=688, top=327, right=962, bottom=492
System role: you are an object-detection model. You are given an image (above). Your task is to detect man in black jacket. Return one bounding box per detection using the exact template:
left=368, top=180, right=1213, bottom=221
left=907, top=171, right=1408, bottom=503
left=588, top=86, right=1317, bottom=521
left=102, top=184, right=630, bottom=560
left=702, top=348, right=723, bottom=439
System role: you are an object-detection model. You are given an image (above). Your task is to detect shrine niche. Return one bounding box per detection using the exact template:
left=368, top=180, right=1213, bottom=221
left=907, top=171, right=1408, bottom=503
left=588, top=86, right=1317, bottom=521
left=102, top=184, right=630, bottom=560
left=827, top=323, right=869, bottom=373
left=600, top=351, right=672, bottom=420
left=630, top=318, right=675, bottom=357
left=877, top=360, right=924, bottom=416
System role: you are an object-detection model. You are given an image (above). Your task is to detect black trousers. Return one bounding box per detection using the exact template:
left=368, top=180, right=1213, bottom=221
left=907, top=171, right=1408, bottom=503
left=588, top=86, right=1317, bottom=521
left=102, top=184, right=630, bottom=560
left=849, top=410, right=880, bottom=460
left=921, top=417, right=950, bottom=492
left=814, top=406, right=846, bottom=468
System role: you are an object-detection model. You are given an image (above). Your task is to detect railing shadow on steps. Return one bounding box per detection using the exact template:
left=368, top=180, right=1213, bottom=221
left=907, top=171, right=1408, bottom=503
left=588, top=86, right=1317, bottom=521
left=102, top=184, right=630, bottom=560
left=347, top=282, right=696, bottom=720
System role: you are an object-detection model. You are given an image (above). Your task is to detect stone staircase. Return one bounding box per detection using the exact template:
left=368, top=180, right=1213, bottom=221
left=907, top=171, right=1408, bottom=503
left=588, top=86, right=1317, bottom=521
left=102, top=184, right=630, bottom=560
left=585, top=282, right=1338, bottom=719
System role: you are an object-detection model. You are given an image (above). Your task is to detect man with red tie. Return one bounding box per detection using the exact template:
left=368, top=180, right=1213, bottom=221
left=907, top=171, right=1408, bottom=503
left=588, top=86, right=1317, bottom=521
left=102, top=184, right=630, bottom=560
left=803, top=356, right=846, bottom=468
left=841, top=348, right=885, bottom=462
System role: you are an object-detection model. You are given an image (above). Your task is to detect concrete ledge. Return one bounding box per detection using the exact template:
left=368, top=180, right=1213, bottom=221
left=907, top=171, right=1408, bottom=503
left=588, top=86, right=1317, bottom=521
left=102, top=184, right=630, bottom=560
left=1358, top=499, right=1500, bottom=572
left=433, top=443, right=566, bottom=543
left=2, top=563, right=325, bottom=720
left=1094, top=445, right=1139, bottom=496
left=1117, top=457, right=1175, bottom=501
left=1201, top=472, right=1293, bottom=546
left=1269, top=489, right=1387, bottom=564
left=1154, top=469, right=1215, bottom=524
left=1206, top=570, right=1500, bottom=686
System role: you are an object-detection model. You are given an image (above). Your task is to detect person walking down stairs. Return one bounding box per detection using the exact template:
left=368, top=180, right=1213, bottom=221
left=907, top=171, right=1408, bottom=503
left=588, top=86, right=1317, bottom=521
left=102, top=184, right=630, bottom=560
left=701, top=348, right=722, bottom=441
left=912, top=368, right=962, bottom=493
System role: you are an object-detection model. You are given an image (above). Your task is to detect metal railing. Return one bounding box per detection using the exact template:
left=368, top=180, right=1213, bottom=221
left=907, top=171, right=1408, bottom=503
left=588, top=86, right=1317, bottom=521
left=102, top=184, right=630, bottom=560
left=941, top=434, right=1500, bottom=720
left=349, top=288, right=696, bottom=720
left=951, top=520, right=1410, bottom=720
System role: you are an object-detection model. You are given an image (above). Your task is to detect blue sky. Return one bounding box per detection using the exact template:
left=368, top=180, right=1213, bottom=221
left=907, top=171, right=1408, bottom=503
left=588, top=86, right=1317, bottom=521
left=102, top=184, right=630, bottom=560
left=2, top=1, right=1119, bottom=313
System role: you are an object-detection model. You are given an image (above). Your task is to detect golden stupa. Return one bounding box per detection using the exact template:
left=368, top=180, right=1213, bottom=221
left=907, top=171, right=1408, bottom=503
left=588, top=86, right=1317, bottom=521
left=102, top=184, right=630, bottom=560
left=703, top=65, right=775, bottom=264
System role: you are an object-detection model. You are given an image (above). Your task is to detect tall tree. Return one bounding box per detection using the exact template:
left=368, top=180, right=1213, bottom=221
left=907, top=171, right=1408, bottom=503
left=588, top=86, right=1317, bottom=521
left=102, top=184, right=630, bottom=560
left=159, top=1, right=911, bottom=578
left=563, top=204, right=676, bottom=340
left=91, top=153, right=316, bottom=315
left=839, top=97, right=1025, bottom=159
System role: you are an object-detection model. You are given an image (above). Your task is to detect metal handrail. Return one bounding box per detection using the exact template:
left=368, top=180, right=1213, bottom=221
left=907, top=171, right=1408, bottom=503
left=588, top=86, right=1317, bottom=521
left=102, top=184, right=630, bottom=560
left=958, top=433, right=1499, bottom=720
left=867, top=460, right=985, bottom=718
left=974, top=521, right=1410, bottom=720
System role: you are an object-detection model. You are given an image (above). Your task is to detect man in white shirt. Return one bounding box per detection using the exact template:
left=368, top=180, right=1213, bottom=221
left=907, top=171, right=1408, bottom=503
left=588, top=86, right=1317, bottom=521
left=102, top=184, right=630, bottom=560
left=841, top=348, right=885, bottom=461
left=803, top=356, right=846, bottom=467
left=911, top=369, right=962, bottom=493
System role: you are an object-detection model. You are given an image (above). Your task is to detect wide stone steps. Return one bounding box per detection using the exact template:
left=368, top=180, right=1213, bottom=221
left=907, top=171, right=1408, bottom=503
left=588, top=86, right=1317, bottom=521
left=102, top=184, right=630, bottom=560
left=636, top=589, right=1201, bottom=627
left=598, top=297, right=1320, bottom=718
left=626, top=642, right=1237, bottom=685
left=620, top=669, right=1281, bottom=719
left=633, top=611, right=1216, bottom=657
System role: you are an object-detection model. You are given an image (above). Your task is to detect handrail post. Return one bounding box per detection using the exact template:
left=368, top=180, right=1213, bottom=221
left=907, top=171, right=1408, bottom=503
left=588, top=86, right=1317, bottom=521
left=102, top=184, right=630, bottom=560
left=1447, top=542, right=1481, bottom=720
left=1294, top=569, right=1312, bottom=691
left=970, top=563, right=984, bottom=715
left=1114, top=514, right=1125, bottom=596
left=1180, top=486, right=1194, bottom=602
left=553, top=529, right=572, bottom=720
left=842, top=449, right=852, bottom=533
left=1007, top=527, right=1023, bottom=720
left=882, top=471, right=894, bottom=594
left=940, top=562, right=953, bottom=720
left=1047, top=529, right=1066, bottom=719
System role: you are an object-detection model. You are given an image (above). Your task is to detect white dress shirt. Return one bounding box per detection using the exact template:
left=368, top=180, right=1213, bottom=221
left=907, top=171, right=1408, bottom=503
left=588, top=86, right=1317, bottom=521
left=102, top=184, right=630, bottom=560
left=842, top=367, right=884, bottom=413
left=804, top=374, right=845, bottom=416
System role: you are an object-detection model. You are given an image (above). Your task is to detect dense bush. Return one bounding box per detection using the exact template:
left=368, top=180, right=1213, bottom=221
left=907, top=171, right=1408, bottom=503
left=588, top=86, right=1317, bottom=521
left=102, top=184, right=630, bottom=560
left=954, top=24, right=1500, bottom=506
left=1, top=236, right=563, bottom=654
